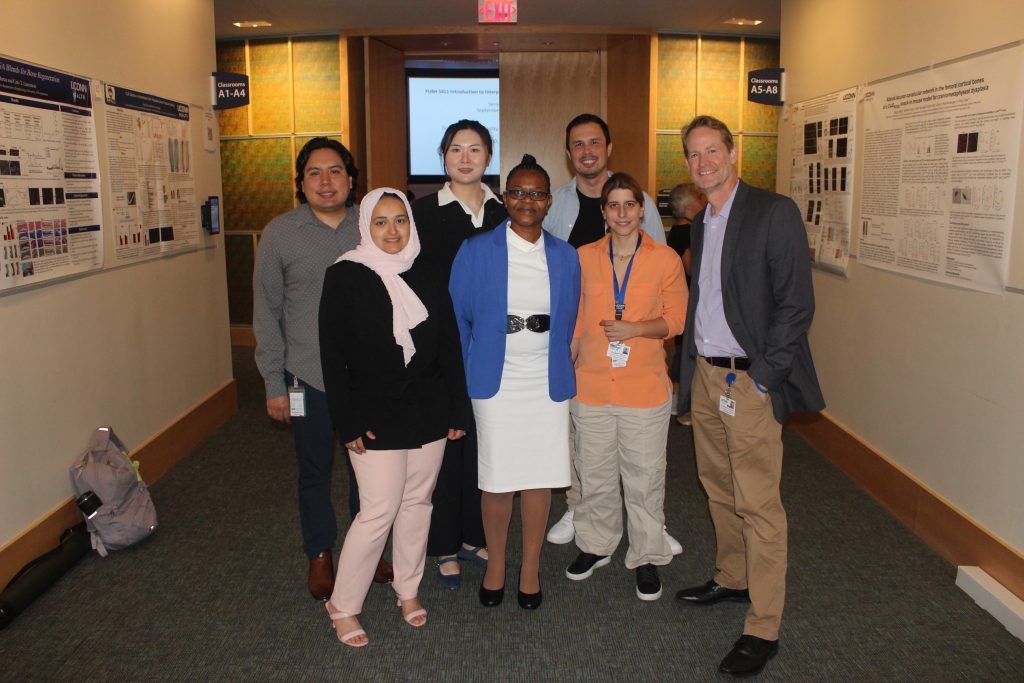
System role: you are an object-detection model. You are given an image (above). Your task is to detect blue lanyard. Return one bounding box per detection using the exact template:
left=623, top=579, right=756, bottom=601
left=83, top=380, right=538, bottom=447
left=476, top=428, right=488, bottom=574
left=609, top=232, right=642, bottom=321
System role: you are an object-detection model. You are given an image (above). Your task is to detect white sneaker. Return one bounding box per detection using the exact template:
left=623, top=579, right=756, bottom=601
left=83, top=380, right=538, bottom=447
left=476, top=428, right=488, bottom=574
left=664, top=528, right=683, bottom=555
left=546, top=509, right=575, bottom=544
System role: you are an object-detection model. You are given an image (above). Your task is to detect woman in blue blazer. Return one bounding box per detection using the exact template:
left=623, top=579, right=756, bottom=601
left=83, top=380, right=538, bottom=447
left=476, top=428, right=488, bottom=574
left=449, top=154, right=581, bottom=610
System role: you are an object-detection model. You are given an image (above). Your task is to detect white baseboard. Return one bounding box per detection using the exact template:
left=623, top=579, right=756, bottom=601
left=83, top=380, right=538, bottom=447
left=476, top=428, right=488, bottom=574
left=956, top=566, right=1024, bottom=642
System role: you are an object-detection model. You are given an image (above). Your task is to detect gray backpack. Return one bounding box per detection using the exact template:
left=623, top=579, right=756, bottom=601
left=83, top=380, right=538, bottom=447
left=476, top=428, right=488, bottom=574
left=68, top=427, right=158, bottom=557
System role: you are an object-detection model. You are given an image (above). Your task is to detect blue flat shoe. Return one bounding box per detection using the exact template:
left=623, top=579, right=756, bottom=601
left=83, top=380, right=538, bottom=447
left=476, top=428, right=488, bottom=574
left=436, top=556, right=461, bottom=591
left=457, top=545, right=489, bottom=569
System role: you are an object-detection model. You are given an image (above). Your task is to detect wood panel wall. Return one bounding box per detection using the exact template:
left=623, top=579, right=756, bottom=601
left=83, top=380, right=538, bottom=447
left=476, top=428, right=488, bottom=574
left=498, top=52, right=603, bottom=189
left=343, top=36, right=367, bottom=197
left=364, top=38, right=407, bottom=189
left=606, top=35, right=656, bottom=193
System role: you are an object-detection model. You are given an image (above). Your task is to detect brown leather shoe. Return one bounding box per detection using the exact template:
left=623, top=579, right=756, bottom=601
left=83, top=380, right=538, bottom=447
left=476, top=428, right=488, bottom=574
left=373, top=557, right=394, bottom=584
left=308, top=550, right=334, bottom=600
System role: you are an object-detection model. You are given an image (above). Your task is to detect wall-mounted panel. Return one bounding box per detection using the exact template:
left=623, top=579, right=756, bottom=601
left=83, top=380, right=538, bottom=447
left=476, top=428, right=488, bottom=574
left=249, top=39, right=293, bottom=135
left=293, top=37, right=341, bottom=134
left=225, top=233, right=255, bottom=325
left=696, top=37, right=742, bottom=132
left=656, top=36, right=697, bottom=131
left=739, top=136, right=778, bottom=192
left=221, top=138, right=294, bottom=233
left=607, top=35, right=655, bottom=190
left=499, top=51, right=602, bottom=189
left=365, top=39, right=407, bottom=189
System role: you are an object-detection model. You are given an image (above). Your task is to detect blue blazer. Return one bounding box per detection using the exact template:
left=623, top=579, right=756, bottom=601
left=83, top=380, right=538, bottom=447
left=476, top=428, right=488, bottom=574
left=449, top=221, right=581, bottom=401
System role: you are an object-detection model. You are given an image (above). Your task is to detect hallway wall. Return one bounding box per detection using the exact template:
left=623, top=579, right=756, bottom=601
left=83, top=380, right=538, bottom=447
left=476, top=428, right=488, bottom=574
left=0, top=0, right=232, bottom=551
left=779, top=0, right=1024, bottom=561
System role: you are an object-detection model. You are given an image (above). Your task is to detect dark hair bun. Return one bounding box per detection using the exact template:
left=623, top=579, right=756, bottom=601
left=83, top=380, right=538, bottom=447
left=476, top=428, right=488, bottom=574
left=520, top=154, right=537, bottom=165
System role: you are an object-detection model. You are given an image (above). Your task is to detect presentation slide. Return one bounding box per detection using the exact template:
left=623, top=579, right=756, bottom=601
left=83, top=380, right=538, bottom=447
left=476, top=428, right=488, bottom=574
left=408, top=75, right=499, bottom=177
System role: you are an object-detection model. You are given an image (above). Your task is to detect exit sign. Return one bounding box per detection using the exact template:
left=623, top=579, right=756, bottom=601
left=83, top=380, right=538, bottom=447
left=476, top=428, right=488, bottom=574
left=479, top=0, right=517, bottom=24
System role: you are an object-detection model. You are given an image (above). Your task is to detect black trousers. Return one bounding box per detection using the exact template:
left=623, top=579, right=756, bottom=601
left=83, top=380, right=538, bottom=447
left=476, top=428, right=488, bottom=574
left=287, top=372, right=359, bottom=559
left=426, top=417, right=486, bottom=556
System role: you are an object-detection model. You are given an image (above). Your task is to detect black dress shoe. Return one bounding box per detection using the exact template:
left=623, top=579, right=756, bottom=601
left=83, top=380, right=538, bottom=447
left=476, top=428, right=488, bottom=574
left=718, top=635, right=778, bottom=677
left=479, top=583, right=504, bottom=607
left=675, top=579, right=749, bottom=605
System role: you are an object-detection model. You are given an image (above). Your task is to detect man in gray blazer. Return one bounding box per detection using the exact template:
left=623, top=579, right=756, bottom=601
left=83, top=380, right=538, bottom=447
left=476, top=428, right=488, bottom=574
left=674, top=115, right=824, bottom=677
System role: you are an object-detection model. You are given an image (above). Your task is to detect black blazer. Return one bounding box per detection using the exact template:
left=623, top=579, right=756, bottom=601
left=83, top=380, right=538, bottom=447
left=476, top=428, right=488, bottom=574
left=319, top=259, right=470, bottom=450
left=679, top=180, right=825, bottom=423
left=412, top=193, right=508, bottom=277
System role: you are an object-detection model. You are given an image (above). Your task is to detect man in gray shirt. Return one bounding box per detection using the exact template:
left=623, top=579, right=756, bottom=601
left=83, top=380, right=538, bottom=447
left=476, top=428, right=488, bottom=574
left=253, top=137, right=366, bottom=600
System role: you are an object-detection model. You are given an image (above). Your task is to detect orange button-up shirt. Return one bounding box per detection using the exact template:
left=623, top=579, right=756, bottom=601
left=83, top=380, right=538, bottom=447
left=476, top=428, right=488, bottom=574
left=574, top=230, right=687, bottom=408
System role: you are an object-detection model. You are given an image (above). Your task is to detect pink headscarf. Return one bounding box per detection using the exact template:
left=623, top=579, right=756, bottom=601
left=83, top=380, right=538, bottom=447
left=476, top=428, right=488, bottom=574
left=337, top=188, right=427, bottom=366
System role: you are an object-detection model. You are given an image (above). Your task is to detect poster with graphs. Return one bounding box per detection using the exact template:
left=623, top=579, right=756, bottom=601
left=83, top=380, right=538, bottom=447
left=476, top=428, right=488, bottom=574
left=0, top=54, right=103, bottom=291
left=859, top=44, right=1023, bottom=293
left=103, top=83, right=199, bottom=263
left=787, top=87, right=858, bottom=275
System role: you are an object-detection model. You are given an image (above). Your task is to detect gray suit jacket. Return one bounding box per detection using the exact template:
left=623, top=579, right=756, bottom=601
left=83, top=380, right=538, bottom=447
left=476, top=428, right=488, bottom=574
left=678, top=180, right=825, bottom=424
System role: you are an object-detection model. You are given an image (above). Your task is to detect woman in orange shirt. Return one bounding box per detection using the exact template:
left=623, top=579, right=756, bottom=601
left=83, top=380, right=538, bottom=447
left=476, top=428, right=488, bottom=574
left=565, top=173, right=687, bottom=602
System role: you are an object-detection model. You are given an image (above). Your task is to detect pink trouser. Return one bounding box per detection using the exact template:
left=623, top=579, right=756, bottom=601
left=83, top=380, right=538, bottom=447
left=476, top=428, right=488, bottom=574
left=329, top=437, right=446, bottom=615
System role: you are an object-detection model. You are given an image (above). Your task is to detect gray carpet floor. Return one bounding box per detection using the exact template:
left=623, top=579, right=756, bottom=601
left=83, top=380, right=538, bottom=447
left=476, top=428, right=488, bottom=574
left=1, top=346, right=1022, bottom=682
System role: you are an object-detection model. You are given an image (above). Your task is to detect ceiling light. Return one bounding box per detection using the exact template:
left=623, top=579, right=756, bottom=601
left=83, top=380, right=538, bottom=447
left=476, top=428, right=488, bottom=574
left=723, top=17, right=763, bottom=26
left=232, top=20, right=272, bottom=28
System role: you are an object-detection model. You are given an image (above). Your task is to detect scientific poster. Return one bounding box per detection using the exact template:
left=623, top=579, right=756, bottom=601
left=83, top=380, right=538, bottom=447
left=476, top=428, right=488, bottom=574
left=859, top=44, right=1023, bottom=293
left=786, top=88, right=858, bottom=275
left=0, top=55, right=103, bottom=291
left=103, top=84, right=198, bottom=263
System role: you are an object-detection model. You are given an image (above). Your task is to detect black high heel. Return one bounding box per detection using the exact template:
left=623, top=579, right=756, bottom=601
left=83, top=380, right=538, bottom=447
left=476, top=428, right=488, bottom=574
left=517, top=571, right=543, bottom=610
left=479, top=582, right=504, bottom=607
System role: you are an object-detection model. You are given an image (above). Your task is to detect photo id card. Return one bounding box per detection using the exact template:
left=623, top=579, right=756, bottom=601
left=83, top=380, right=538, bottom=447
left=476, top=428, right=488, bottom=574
left=607, top=341, right=631, bottom=368
left=719, top=394, right=736, bottom=417
left=288, top=385, right=306, bottom=417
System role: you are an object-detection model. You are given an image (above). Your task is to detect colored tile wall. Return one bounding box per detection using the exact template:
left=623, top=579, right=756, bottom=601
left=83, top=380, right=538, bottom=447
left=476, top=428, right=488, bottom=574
left=656, top=35, right=780, bottom=195
left=221, top=138, right=294, bottom=234
left=293, top=37, right=342, bottom=133
left=216, top=37, right=346, bottom=327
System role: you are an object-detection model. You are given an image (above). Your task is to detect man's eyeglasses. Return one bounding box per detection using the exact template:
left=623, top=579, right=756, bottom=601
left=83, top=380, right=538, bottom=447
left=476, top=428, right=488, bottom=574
left=505, top=189, right=550, bottom=201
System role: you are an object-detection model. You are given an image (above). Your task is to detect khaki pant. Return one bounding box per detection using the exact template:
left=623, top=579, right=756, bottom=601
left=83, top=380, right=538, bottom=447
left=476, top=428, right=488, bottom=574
left=566, top=418, right=581, bottom=509
left=691, top=358, right=786, bottom=640
left=570, top=400, right=673, bottom=569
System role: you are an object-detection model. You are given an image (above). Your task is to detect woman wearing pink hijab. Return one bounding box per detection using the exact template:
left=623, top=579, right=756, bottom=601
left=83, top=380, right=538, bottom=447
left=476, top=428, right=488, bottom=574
left=319, top=188, right=469, bottom=647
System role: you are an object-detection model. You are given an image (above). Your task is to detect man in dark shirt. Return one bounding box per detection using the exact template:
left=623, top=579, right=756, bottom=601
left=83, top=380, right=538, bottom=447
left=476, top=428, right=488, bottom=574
left=541, top=113, right=674, bottom=550
left=543, top=113, right=666, bottom=248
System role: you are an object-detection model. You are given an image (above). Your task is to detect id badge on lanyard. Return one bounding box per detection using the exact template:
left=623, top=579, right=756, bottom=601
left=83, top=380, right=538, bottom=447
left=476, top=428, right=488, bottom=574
left=288, top=376, right=306, bottom=417
left=719, top=372, right=737, bottom=417
left=607, top=233, right=642, bottom=368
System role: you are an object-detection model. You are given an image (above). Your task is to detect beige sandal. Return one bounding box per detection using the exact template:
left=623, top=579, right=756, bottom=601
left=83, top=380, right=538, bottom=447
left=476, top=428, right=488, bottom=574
left=326, top=601, right=368, bottom=647
left=397, top=598, right=427, bottom=628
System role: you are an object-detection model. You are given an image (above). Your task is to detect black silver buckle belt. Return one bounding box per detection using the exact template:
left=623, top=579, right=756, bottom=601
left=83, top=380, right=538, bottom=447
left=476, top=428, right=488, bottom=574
left=702, top=356, right=751, bottom=371
left=506, top=314, right=551, bottom=334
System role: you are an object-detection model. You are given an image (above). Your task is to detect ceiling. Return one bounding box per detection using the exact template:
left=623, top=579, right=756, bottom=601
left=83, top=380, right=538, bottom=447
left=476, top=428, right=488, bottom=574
left=213, top=0, right=781, bottom=47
